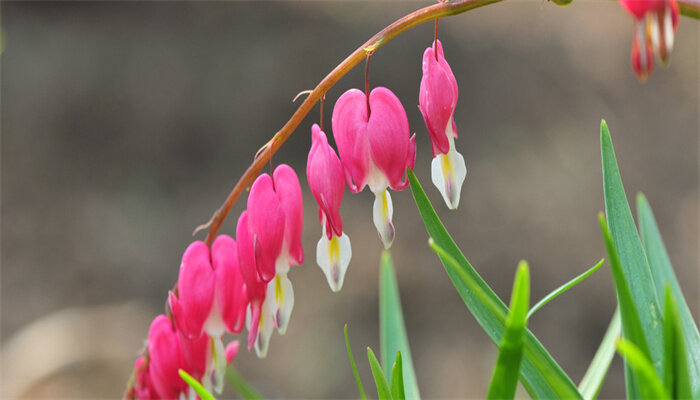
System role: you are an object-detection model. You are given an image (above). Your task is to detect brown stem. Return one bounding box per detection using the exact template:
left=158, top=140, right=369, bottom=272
left=434, top=18, right=440, bottom=61
left=364, top=53, right=372, bottom=119
left=200, top=0, right=700, bottom=246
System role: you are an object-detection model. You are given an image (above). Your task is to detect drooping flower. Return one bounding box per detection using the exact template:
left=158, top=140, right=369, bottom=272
left=237, top=164, right=304, bottom=357
left=307, top=123, right=352, bottom=292
left=147, top=315, right=189, bottom=399
left=419, top=40, right=467, bottom=210
left=168, top=236, right=247, bottom=393
left=332, top=87, right=416, bottom=249
left=619, top=0, right=680, bottom=81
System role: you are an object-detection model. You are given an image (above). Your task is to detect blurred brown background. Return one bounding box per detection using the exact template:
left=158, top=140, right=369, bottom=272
left=1, top=1, right=698, bottom=398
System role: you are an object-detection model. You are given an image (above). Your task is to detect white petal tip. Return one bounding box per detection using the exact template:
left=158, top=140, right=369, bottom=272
left=431, top=148, right=466, bottom=210
left=316, top=233, right=352, bottom=292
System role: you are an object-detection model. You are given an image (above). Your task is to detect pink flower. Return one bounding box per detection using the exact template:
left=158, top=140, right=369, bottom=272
left=126, top=356, right=156, bottom=399
left=167, top=236, right=247, bottom=393
left=419, top=40, right=467, bottom=210
left=619, top=0, right=680, bottom=81
left=332, top=87, right=416, bottom=249
left=147, top=315, right=188, bottom=399
left=307, top=123, right=352, bottom=292
left=237, top=165, right=303, bottom=357
left=169, top=242, right=215, bottom=341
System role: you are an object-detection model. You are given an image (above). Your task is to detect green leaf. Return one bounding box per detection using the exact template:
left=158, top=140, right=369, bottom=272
left=225, top=366, right=265, bottom=400
left=578, top=308, right=621, bottom=400
left=600, top=120, right=664, bottom=396
left=527, top=259, right=605, bottom=319
left=390, top=351, right=405, bottom=400
left=486, top=261, right=530, bottom=400
left=368, top=347, right=392, bottom=400
left=638, top=193, right=700, bottom=397
left=179, top=369, right=216, bottom=400
left=379, top=250, right=420, bottom=400
left=408, top=168, right=582, bottom=400
left=663, top=286, right=693, bottom=399
left=345, top=324, right=368, bottom=400
left=616, top=339, right=669, bottom=399
left=598, top=212, right=652, bottom=399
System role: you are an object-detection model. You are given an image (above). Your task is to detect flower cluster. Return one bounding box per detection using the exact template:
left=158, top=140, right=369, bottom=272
left=128, top=37, right=468, bottom=399
left=308, top=40, right=466, bottom=291
left=619, top=0, right=680, bottom=81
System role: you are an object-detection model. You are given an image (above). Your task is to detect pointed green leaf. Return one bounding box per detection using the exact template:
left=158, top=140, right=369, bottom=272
left=225, top=366, right=265, bottom=400
left=345, top=324, right=368, bottom=400
left=379, top=251, right=420, bottom=400
left=486, top=261, right=530, bottom=400
left=616, top=339, right=669, bottom=399
left=663, top=286, right=693, bottom=399
left=578, top=308, right=621, bottom=400
left=599, top=212, right=652, bottom=398
left=600, top=121, right=664, bottom=396
left=409, top=168, right=582, bottom=400
left=528, top=259, right=605, bottom=319
left=179, top=369, right=216, bottom=400
left=638, top=193, right=700, bottom=397
left=368, top=347, right=392, bottom=400
left=390, top=351, right=405, bottom=400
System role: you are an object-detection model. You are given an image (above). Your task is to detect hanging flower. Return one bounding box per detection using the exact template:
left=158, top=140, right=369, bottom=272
left=332, top=87, right=416, bottom=249
left=307, top=123, right=352, bottom=292
left=619, top=0, right=679, bottom=81
left=419, top=40, right=467, bottom=210
left=237, top=164, right=304, bottom=357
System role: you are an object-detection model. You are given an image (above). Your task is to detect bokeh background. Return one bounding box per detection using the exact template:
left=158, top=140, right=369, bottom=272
left=2, top=1, right=698, bottom=398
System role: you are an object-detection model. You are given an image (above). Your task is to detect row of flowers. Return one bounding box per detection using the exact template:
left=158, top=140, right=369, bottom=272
left=126, top=0, right=683, bottom=395
left=125, top=37, right=466, bottom=399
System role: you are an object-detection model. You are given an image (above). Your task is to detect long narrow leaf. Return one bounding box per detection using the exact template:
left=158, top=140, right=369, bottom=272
left=368, top=347, right=392, bottom=400
left=578, top=308, right=621, bottom=400
left=527, top=259, right=605, bottom=319
left=345, top=324, right=368, bottom=400
left=616, top=339, right=669, bottom=399
left=390, top=351, right=406, bottom=400
left=486, top=261, right=530, bottom=400
left=600, top=121, right=663, bottom=389
left=599, top=212, right=652, bottom=399
left=379, top=251, right=420, bottom=399
left=408, top=168, right=582, bottom=399
left=225, top=366, right=265, bottom=400
left=638, top=193, right=700, bottom=397
left=179, top=369, right=216, bottom=400
left=663, top=286, right=693, bottom=399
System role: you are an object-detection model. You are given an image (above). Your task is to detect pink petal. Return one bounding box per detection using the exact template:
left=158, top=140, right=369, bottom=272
left=176, top=241, right=215, bottom=339
left=178, top=331, right=209, bottom=380
left=225, top=341, right=240, bottom=364
left=148, top=315, right=186, bottom=398
left=619, top=0, right=664, bottom=19
left=307, top=124, right=345, bottom=238
left=419, top=40, right=458, bottom=157
left=390, top=133, right=416, bottom=191
left=273, top=164, right=304, bottom=266
left=211, top=235, right=247, bottom=334
left=332, top=88, right=370, bottom=192
left=236, top=211, right=266, bottom=303
left=367, top=87, right=411, bottom=187
left=248, top=174, right=285, bottom=282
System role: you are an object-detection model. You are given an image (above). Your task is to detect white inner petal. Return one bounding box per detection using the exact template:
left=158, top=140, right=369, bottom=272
left=266, top=273, right=294, bottom=335
left=372, top=188, right=395, bottom=249
left=316, top=233, right=352, bottom=292
left=431, top=136, right=467, bottom=210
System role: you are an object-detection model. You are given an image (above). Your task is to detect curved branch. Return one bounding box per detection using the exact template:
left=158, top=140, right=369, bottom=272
left=200, top=0, right=699, bottom=246
left=200, top=0, right=502, bottom=246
